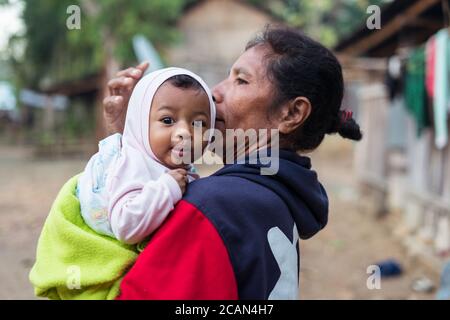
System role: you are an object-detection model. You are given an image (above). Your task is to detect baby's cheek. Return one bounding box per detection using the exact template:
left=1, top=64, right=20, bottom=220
left=149, top=126, right=170, bottom=158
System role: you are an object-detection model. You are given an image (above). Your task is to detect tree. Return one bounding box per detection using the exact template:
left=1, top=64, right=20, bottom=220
left=14, top=0, right=195, bottom=89
left=253, top=0, right=390, bottom=47
left=10, top=0, right=196, bottom=139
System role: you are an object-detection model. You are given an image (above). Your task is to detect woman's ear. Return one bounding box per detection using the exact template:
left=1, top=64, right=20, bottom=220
left=277, top=97, right=312, bottom=134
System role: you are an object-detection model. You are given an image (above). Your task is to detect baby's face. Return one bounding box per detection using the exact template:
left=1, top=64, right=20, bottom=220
left=149, top=82, right=211, bottom=169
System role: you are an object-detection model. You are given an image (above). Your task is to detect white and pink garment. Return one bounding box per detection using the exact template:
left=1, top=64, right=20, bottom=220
left=76, top=67, right=215, bottom=244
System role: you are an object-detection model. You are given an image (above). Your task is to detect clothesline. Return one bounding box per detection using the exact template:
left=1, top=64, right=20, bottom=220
left=386, top=27, right=450, bottom=149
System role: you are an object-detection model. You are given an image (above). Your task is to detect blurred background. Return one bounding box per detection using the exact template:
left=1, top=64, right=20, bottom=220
left=0, top=0, right=449, bottom=299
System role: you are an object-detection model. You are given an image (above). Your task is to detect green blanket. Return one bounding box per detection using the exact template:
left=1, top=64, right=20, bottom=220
left=29, top=175, right=140, bottom=300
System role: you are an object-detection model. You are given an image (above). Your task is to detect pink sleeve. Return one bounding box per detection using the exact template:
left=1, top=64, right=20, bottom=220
left=109, top=173, right=182, bottom=244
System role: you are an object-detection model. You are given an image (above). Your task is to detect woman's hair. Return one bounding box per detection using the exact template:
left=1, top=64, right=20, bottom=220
left=246, top=26, right=362, bottom=151
left=166, top=74, right=203, bottom=91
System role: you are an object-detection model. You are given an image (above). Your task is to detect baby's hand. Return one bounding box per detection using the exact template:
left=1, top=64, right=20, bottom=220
left=168, top=168, right=188, bottom=194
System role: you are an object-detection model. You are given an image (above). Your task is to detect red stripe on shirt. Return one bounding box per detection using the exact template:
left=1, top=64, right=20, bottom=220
left=117, top=199, right=238, bottom=300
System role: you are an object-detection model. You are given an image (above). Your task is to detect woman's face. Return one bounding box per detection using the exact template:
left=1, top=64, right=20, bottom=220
left=212, top=45, right=277, bottom=135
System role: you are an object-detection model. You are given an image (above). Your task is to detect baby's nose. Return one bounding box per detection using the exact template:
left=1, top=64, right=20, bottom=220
left=172, top=125, right=191, bottom=143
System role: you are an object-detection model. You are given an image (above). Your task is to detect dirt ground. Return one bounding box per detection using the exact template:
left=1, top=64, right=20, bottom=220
left=0, top=137, right=440, bottom=299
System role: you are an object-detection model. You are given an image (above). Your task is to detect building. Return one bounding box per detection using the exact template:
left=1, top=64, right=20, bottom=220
left=334, top=0, right=450, bottom=269
left=167, top=0, right=277, bottom=86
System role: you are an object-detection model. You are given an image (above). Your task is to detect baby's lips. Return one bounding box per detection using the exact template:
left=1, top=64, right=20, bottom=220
left=172, top=143, right=190, bottom=152
left=171, top=148, right=183, bottom=156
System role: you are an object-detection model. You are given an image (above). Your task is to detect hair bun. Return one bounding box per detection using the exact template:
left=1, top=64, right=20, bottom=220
left=327, top=109, right=363, bottom=141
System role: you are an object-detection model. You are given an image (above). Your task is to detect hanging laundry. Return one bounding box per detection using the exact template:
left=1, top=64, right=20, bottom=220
left=404, top=46, right=429, bottom=136
left=425, top=35, right=436, bottom=98
left=385, top=55, right=403, bottom=101
left=433, top=29, right=450, bottom=149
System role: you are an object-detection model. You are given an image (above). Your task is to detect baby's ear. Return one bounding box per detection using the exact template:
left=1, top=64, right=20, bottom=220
left=277, top=97, right=311, bottom=134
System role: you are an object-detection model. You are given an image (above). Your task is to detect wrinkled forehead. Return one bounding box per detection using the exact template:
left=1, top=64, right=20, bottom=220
left=232, top=45, right=273, bottom=82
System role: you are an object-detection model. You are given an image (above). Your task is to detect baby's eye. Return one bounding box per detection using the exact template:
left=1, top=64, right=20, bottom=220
left=161, top=117, right=174, bottom=125
left=192, top=120, right=206, bottom=128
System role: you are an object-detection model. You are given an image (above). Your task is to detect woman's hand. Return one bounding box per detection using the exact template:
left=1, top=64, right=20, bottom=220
left=103, top=62, right=149, bottom=135
left=167, top=168, right=188, bottom=194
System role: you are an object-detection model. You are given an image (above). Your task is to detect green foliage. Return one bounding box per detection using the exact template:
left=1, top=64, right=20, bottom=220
left=8, top=0, right=195, bottom=142
left=255, top=0, right=390, bottom=47
left=16, top=0, right=191, bottom=87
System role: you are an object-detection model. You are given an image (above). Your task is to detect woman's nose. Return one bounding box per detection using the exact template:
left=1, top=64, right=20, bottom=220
left=212, top=84, right=223, bottom=104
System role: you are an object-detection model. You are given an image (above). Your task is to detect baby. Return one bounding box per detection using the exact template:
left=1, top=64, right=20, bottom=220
left=77, top=67, right=215, bottom=244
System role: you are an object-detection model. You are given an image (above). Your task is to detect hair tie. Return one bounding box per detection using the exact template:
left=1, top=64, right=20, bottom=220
left=327, top=109, right=354, bottom=134
left=340, top=109, right=353, bottom=124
